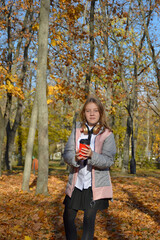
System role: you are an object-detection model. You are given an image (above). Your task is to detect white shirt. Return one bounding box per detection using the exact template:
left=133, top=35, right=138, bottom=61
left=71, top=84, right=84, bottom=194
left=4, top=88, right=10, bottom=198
left=75, top=126, right=96, bottom=190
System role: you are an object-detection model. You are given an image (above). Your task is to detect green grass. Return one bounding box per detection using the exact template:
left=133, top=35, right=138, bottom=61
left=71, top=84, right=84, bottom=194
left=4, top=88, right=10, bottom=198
left=49, top=159, right=68, bottom=175
left=111, top=165, right=160, bottom=177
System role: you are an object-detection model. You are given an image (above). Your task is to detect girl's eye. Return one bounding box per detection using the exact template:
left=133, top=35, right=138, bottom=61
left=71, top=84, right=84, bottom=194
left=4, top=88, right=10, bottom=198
left=85, top=109, right=99, bottom=113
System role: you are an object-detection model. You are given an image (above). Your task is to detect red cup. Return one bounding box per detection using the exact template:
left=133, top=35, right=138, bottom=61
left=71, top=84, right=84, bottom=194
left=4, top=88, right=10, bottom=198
left=79, top=143, right=89, bottom=158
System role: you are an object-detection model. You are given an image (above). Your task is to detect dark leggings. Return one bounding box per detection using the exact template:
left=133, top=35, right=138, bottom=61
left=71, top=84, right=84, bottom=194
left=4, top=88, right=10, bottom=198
left=63, top=206, right=97, bottom=240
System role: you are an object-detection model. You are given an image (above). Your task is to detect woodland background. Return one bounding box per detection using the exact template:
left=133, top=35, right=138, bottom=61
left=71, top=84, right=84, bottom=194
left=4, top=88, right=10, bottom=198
left=0, top=0, right=160, bottom=176
left=0, top=0, right=160, bottom=239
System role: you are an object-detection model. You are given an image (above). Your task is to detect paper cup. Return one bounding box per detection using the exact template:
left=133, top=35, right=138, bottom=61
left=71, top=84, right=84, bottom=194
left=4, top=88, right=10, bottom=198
left=79, top=143, right=89, bottom=158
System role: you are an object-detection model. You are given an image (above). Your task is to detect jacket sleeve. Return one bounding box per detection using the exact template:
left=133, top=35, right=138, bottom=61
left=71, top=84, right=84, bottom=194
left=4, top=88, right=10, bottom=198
left=87, top=133, right=116, bottom=169
left=63, top=129, right=80, bottom=168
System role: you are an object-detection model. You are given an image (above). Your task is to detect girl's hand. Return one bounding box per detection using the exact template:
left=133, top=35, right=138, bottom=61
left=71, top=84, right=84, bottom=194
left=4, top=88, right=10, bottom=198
left=75, top=146, right=92, bottom=161
left=75, top=150, right=84, bottom=161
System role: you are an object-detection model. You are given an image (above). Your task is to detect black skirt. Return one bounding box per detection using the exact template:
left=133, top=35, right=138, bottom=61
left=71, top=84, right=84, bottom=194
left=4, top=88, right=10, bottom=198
left=63, top=187, right=109, bottom=211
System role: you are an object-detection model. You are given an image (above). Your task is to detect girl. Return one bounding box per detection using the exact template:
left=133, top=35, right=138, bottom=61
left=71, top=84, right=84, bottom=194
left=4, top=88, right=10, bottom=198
left=63, top=95, right=116, bottom=240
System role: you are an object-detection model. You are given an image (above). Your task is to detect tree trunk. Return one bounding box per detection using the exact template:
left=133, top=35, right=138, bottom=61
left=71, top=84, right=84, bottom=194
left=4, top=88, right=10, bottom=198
left=122, top=63, right=138, bottom=174
left=0, top=93, right=12, bottom=172
left=122, top=113, right=132, bottom=173
left=0, top=110, right=6, bottom=177
left=17, top=114, right=23, bottom=166
left=4, top=98, right=23, bottom=170
left=134, top=109, right=139, bottom=163
left=35, top=0, right=50, bottom=195
left=85, top=0, right=96, bottom=97
left=22, top=95, right=38, bottom=191
left=3, top=6, right=32, bottom=170
left=99, top=0, right=113, bottom=117
left=145, top=106, right=150, bottom=160
left=1, top=4, right=13, bottom=170
left=5, top=122, right=12, bottom=170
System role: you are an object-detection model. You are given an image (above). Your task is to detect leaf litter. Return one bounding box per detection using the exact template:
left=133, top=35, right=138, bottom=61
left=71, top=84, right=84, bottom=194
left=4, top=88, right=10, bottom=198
left=0, top=172, right=160, bottom=240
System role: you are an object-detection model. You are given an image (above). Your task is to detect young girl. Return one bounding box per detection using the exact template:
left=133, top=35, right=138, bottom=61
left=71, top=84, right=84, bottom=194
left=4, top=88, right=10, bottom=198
left=63, top=95, right=116, bottom=240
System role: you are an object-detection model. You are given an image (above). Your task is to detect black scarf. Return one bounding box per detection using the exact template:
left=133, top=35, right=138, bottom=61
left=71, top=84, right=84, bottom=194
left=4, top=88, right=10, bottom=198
left=79, top=126, right=94, bottom=166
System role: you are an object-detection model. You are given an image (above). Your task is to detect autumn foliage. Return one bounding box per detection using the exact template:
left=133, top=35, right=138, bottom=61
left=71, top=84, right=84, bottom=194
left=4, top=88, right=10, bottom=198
left=0, top=2, right=160, bottom=238
left=0, top=0, right=160, bottom=175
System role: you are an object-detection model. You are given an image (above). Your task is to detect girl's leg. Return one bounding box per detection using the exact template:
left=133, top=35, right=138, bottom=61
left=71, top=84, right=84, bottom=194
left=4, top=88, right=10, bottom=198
left=81, top=208, right=97, bottom=240
left=63, top=206, right=78, bottom=240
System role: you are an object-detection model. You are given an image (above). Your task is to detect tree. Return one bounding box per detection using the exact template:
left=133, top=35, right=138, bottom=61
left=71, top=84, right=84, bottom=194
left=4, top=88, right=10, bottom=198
left=35, top=0, right=50, bottom=195
left=138, top=0, right=160, bottom=93
left=0, top=110, right=5, bottom=176
left=0, top=1, right=33, bottom=172
left=1, top=0, right=160, bottom=175
left=85, top=0, right=96, bottom=97
left=0, top=0, right=39, bottom=173
left=22, top=95, right=38, bottom=192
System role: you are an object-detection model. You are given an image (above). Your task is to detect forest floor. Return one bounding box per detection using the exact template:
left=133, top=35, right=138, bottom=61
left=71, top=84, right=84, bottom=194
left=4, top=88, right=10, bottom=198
left=0, top=161, right=160, bottom=240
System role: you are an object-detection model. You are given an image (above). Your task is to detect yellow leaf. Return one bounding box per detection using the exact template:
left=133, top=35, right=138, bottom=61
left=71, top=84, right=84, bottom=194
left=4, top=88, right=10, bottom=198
left=32, top=23, right=39, bottom=31
left=51, top=39, right=57, bottom=46
left=47, top=99, right=53, bottom=104
left=25, top=236, right=32, bottom=240
left=13, top=225, right=23, bottom=231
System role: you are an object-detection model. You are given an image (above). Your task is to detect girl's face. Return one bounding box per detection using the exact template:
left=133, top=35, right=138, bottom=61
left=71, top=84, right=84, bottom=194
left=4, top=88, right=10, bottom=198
left=85, top=102, right=100, bottom=126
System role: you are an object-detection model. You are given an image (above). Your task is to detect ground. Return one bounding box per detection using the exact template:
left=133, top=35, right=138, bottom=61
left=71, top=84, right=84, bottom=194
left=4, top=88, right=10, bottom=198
left=0, top=162, right=160, bottom=240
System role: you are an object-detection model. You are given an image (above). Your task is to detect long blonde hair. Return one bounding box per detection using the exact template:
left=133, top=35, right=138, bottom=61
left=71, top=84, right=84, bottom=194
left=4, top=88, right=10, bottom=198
left=80, top=95, right=111, bottom=131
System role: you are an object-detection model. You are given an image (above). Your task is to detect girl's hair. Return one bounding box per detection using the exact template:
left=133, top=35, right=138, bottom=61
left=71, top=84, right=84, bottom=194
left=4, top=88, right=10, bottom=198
left=80, top=95, right=111, bottom=131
